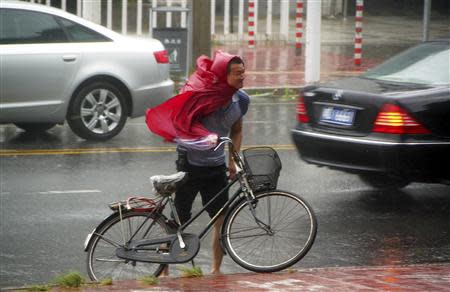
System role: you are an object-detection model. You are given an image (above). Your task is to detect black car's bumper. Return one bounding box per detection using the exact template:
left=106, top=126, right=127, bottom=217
left=291, top=128, right=450, bottom=179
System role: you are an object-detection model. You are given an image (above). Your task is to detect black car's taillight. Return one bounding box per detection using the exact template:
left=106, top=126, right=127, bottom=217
left=154, top=50, right=169, bottom=64
left=296, top=94, right=309, bottom=123
left=373, top=103, right=430, bottom=134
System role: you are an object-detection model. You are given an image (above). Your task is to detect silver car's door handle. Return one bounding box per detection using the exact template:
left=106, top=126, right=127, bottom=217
left=62, top=55, right=77, bottom=62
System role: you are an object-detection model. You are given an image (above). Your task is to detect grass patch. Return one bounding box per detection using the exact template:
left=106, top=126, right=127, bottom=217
left=286, top=267, right=297, bottom=273
left=282, top=88, right=298, bottom=99
left=25, top=285, right=50, bottom=291
left=138, top=275, right=159, bottom=285
left=99, top=277, right=113, bottom=286
left=178, top=265, right=203, bottom=278
left=52, top=271, right=85, bottom=288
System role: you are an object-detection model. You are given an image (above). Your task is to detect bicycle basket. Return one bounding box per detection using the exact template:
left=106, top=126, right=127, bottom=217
left=242, top=147, right=282, bottom=192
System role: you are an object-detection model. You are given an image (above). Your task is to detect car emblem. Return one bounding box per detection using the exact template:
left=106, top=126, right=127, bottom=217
left=332, top=90, right=344, bottom=101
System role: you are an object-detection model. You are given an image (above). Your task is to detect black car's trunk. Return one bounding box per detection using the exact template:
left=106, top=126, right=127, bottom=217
left=303, top=77, right=450, bottom=138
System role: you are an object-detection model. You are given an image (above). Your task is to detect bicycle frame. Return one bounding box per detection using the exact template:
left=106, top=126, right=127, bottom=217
left=113, top=137, right=261, bottom=254
left=180, top=176, right=241, bottom=239
left=87, top=137, right=318, bottom=278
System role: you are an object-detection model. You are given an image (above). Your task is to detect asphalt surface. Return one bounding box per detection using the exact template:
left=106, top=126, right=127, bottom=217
left=1, top=98, right=450, bottom=289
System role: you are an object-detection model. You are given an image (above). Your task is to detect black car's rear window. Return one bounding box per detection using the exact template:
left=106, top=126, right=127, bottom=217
left=363, top=42, right=450, bottom=86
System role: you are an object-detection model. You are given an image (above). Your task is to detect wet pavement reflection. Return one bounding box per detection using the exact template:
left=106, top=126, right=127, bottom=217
left=1, top=98, right=450, bottom=288
left=2, top=27, right=450, bottom=286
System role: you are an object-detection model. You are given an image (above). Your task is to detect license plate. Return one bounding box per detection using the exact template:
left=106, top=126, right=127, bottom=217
left=320, top=106, right=356, bottom=126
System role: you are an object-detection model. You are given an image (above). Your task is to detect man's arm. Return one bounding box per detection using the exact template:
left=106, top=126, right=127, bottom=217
left=228, top=118, right=243, bottom=179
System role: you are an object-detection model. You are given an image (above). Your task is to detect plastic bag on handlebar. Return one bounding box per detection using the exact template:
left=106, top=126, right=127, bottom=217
left=174, top=134, right=218, bottom=150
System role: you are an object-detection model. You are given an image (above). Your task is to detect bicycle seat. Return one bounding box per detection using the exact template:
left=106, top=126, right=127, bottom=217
left=150, top=172, right=187, bottom=196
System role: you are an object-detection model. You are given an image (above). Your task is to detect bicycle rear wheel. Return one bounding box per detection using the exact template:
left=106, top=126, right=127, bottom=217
left=86, top=211, right=169, bottom=281
left=223, top=190, right=317, bottom=272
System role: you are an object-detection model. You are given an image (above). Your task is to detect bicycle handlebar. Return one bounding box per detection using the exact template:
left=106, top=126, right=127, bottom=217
left=213, top=137, right=233, bottom=152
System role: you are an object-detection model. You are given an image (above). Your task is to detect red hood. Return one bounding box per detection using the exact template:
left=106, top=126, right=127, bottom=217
left=146, top=51, right=243, bottom=142
left=181, top=50, right=238, bottom=92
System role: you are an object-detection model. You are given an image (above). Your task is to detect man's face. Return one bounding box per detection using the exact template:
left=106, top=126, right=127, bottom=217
left=227, top=63, right=245, bottom=89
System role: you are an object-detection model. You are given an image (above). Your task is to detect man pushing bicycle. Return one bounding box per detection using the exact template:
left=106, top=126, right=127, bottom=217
left=146, top=51, right=249, bottom=274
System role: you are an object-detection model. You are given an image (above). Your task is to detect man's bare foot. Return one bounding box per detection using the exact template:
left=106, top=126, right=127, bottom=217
left=210, top=270, right=222, bottom=275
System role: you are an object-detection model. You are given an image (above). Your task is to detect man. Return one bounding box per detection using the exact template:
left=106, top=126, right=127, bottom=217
left=146, top=51, right=248, bottom=274
left=175, top=55, right=248, bottom=275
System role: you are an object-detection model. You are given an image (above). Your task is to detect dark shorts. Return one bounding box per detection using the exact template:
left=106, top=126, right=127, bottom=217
left=174, top=163, right=229, bottom=224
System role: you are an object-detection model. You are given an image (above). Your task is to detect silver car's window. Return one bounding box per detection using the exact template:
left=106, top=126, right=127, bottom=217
left=58, top=18, right=111, bottom=43
left=363, top=42, right=450, bottom=86
left=0, top=9, right=67, bottom=44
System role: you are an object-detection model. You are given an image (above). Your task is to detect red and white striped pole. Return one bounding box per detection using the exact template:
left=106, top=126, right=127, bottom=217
left=354, top=0, right=364, bottom=66
left=295, top=0, right=304, bottom=54
left=248, top=0, right=255, bottom=48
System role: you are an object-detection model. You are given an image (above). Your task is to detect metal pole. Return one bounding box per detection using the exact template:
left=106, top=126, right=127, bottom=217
left=224, top=0, right=230, bottom=35
left=423, top=0, right=431, bottom=41
left=305, top=0, right=321, bottom=83
left=187, top=9, right=192, bottom=80
left=122, top=0, right=127, bottom=35
left=211, top=0, right=216, bottom=36
left=248, top=0, right=256, bottom=48
left=238, top=0, right=244, bottom=37
left=280, top=0, right=289, bottom=41
left=343, top=0, right=348, bottom=20
left=266, top=0, right=272, bottom=36
left=107, top=0, right=112, bottom=29
left=354, top=0, right=364, bottom=66
left=295, top=0, right=304, bottom=55
left=137, top=0, right=143, bottom=35
left=149, top=8, right=153, bottom=38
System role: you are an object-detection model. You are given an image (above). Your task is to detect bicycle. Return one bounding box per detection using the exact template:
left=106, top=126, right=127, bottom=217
left=84, top=137, right=317, bottom=281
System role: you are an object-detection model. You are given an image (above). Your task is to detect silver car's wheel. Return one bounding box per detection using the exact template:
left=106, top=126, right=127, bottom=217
left=68, top=82, right=128, bottom=140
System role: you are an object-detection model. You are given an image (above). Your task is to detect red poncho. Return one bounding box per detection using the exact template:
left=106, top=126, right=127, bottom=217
left=146, top=51, right=240, bottom=141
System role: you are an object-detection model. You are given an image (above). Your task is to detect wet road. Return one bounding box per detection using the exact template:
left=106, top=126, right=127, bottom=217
left=1, top=97, right=450, bottom=288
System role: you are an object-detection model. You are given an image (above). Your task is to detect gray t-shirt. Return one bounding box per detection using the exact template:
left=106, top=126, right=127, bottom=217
left=178, top=90, right=250, bottom=167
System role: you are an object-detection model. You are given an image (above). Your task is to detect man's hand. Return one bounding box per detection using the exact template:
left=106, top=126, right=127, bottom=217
left=228, top=118, right=243, bottom=180
left=228, top=162, right=237, bottom=180
left=207, top=134, right=218, bottom=148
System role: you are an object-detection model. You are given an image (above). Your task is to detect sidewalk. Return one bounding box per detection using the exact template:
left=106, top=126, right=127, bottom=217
left=215, top=43, right=381, bottom=89
left=211, top=15, right=449, bottom=90
left=42, top=263, right=450, bottom=291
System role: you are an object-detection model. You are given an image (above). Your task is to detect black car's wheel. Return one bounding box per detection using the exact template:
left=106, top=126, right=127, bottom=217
left=68, top=82, right=128, bottom=141
left=359, top=173, right=410, bottom=189
left=14, top=123, right=56, bottom=132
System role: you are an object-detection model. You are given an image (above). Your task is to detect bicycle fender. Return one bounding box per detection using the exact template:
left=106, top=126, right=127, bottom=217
left=84, top=212, right=119, bottom=252
left=84, top=210, right=169, bottom=252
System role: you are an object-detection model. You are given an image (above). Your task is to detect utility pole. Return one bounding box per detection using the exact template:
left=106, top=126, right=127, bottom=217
left=192, top=0, right=211, bottom=66
left=423, top=0, right=431, bottom=41
left=305, top=0, right=321, bottom=83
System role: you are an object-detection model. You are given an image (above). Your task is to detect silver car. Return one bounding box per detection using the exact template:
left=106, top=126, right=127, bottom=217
left=0, top=1, right=174, bottom=140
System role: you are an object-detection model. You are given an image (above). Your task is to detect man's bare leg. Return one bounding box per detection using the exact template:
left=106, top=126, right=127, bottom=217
left=160, top=265, right=169, bottom=277
left=211, top=214, right=225, bottom=275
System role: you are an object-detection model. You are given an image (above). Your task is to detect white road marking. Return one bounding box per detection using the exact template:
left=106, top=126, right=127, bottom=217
left=35, top=190, right=102, bottom=195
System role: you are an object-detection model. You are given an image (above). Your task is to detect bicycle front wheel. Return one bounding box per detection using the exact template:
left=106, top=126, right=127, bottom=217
left=223, top=190, right=317, bottom=272
left=86, top=211, right=169, bottom=281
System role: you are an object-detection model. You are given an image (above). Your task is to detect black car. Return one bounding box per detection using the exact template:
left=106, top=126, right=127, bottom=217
left=292, top=39, right=450, bottom=189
